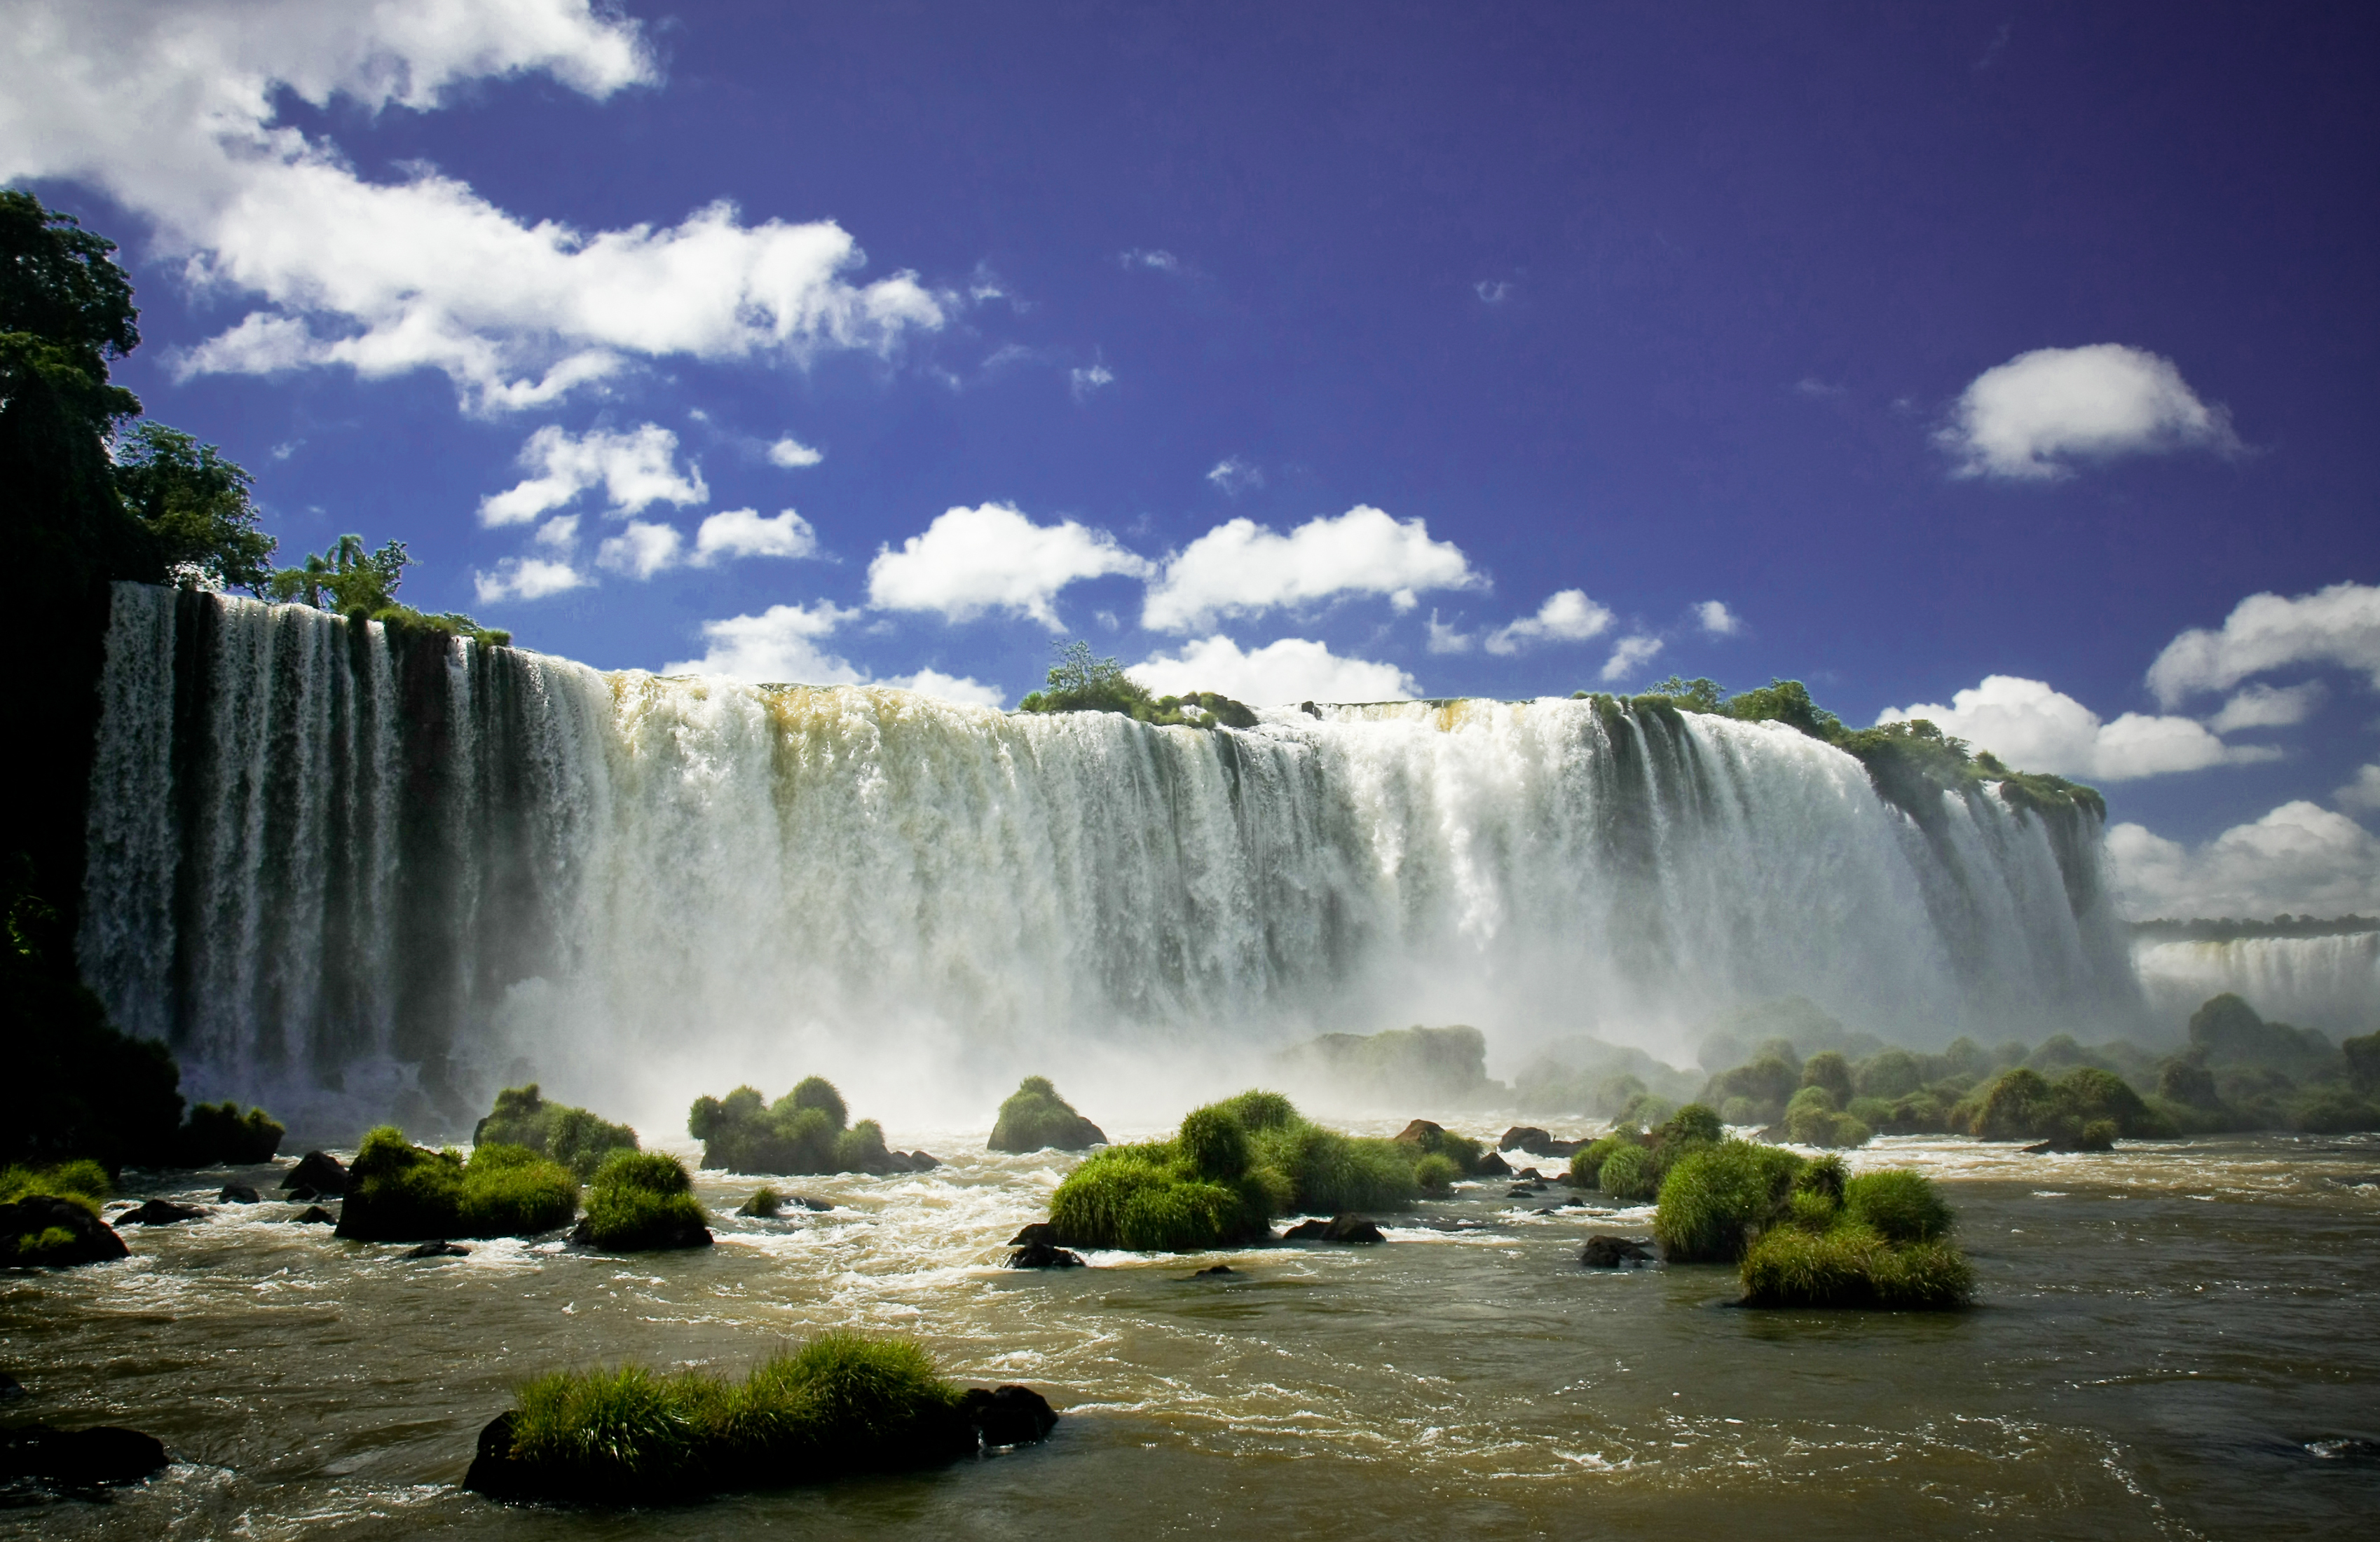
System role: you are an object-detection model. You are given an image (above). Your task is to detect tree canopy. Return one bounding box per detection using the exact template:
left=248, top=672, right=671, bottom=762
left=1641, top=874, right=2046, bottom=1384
left=268, top=533, right=411, bottom=613
left=112, top=421, right=278, bottom=592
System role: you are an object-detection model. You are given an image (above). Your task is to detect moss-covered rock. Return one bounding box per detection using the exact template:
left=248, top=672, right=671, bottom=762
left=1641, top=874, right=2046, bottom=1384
left=473, top=1084, right=639, bottom=1179
left=464, top=1332, right=1055, bottom=1503
left=987, top=1077, right=1107, bottom=1153
left=0, top=1164, right=126, bottom=1267
left=573, top=1151, right=711, bottom=1252
left=335, top=1126, right=577, bottom=1241
left=688, top=1078, right=922, bottom=1175
left=175, top=1102, right=284, bottom=1166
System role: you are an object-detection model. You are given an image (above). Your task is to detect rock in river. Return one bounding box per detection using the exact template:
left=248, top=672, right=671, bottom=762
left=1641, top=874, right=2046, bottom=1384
left=1283, top=1215, right=1386, bottom=1245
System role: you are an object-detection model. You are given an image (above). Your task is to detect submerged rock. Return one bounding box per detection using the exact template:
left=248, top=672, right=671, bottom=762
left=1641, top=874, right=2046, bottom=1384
left=0, top=1199, right=129, bottom=1267
left=569, top=1215, right=713, bottom=1252
left=218, top=1184, right=261, bottom=1204
left=1006, top=1240, right=1085, bottom=1269
left=402, top=1239, right=472, bottom=1258
left=1580, top=1235, right=1658, bottom=1268
left=1282, top=1214, right=1386, bottom=1245
left=960, top=1384, right=1060, bottom=1448
left=1009, top=1222, right=1060, bottom=1247
left=279, top=1150, right=348, bottom=1196
left=115, top=1199, right=207, bottom=1226
left=289, top=1206, right=336, bottom=1224
left=1191, top=1264, right=1236, bottom=1277
left=1499, top=1126, right=1581, bottom=1159
left=0, top=1424, right=167, bottom=1487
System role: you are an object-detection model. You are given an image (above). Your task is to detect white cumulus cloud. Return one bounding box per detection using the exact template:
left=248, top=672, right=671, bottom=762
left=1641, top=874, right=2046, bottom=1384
left=1206, top=457, right=1263, bottom=496
left=1599, top=634, right=1664, bottom=681
left=1069, top=363, right=1115, bottom=399
left=1695, top=600, right=1742, bottom=637
left=2108, top=803, right=2380, bottom=919
left=2145, top=580, right=2380, bottom=705
left=596, top=520, right=683, bottom=580
left=1143, top=506, right=1478, bottom=633
left=1876, top=674, right=2276, bottom=781
left=880, top=669, right=1004, bottom=709
left=868, top=503, right=1151, bottom=627
left=1937, top=343, right=2237, bottom=480
left=0, top=1, right=944, bottom=411
left=2337, top=764, right=2380, bottom=812
left=1131, top=636, right=1418, bottom=706
left=479, top=424, right=707, bottom=526
left=692, top=507, right=819, bottom=566
left=2205, top=681, right=2325, bottom=734
left=663, top=601, right=865, bottom=683
left=473, top=555, right=585, bottom=604
left=1484, top=590, right=1615, bottom=656
left=766, top=437, right=823, bottom=468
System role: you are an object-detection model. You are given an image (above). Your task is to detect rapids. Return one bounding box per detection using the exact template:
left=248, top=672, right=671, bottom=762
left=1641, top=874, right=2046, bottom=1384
left=2, top=1126, right=2374, bottom=1538
left=77, top=585, right=2143, bottom=1138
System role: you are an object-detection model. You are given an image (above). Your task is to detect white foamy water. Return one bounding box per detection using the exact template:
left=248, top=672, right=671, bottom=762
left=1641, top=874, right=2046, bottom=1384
left=79, top=583, right=2143, bottom=1136
left=2133, top=934, right=2380, bottom=1037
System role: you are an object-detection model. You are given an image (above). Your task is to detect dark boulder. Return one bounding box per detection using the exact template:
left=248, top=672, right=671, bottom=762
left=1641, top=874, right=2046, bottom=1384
left=1007, top=1240, right=1085, bottom=1269
left=284, top=1186, right=320, bottom=1202
left=0, top=1373, right=21, bottom=1401
left=1580, top=1235, right=1658, bottom=1268
left=903, top=1150, right=940, bottom=1171
left=1475, top=1150, right=1512, bottom=1177
left=462, top=1411, right=525, bottom=1500
left=1009, top=1222, right=1059, bottom=1247
left=1505, top=1187, right=1538, bottom=1199
left=218, top=1184, right=261, bottom=1204
left=116, top=1199, right=209, bottom=1226
left=1511, top=1167, right=1544, bottom=1182
left=0, top=1198, right=130, bottom=1267
left=290, top=1206, right=336, bottom=1224
left=0, top=1424, right=167, bottom=1487
left=1191, top=1264, right=1236, bottom=1276
left=960, top=1384, right=1059, bottom=1449
left=1283, top=1214, right=1386, bottom=1245
left=1499, top=1126, right=1580, bottom=1158
left=568, top=1217, right=713, bottom=1252
left=279, top=1151, right=348, bottom=1196
left=403, top=1240, right=472, bottom=1258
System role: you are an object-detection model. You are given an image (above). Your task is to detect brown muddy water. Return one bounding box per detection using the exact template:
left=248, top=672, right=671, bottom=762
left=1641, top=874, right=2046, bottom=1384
left=4, top=1128, right=2376, bottom=1540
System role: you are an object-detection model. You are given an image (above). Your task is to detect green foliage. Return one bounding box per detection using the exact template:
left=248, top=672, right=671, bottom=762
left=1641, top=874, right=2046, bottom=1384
left=0, top=1159, right=109, bottom=1210
left=1800, top=1051, right=1854, bottom=1107
left=111, top=421, right=276, bottom=592
left=1017, top=641, right=1257, bottom=726
left=690, top=1077, right=907, bottom=1175
left=737, top=1185, right=785, bottom=1217
left=1596, top=1144, right=1659, bottom=1202
left=1639, top=676, right=1727, bottom=712
left=500, top=1332, right=967, bottom=1501
left=1739, top=1222, right=1974, bottom=1309
left=1702, top=1055, right=1801, bottom=1123
left=1569, top=1133, right=1632, bottom=1187
left=989, top=1076, right=1107, bottom=1152
left=1394, top=1118, right=1487, bottom=1175
left=1275, top=1025, right=1498, bottom=1107
left=2186, top=993, right=2337, bottom=1078
left=1843, top=1169, right=1952, bottom=1243
left=1046, top=1141, right=1266, bottom=1251
left=0, top=191, right=139, bottom=367
left=262, top=533, right=512, bottom=649
left=336, top=1126, right=578, bottom=1241
left=1657, top=1103, right=1725, bottom=1150
left=580, top=1151, right=709, bottom=1251
left=1967, top=1064, right=2175, bottom=1142
left=2337, top=1031, right=2379, bottom=1093
left=177, top=1100, right=284, bottom=1165
left=1216, top=1089, right=1299, bottom=1132
left=1178, top=1105, right=1252, bottom=1180
left=1414, top=1153, right=1459, bottom=1193
left=2289, top=1087, right=2380, bottom=1134
left=474, top=1084, right=639, bottom=1179
left=1854, top=1049, right=1924, bottom=1100
left=1256, top=1124, right=1419, bottom=1213
left=1796, top=1154, right=1848, bottom=1208
left=1654, top=1140, right=1805, bottom=1263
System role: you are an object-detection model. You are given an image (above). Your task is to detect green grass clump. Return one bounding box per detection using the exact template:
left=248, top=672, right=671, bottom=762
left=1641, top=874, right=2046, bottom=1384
left=336, top=1126, right=579, bottom=1241
left=987, top=1076, right=1108, bottom=1152
left=498, top=1332, right=971, bottom=1501
left=177, top=1101, right=285, bottom=1165
left=737, top=1185, right=785, bottom=1217
left=1965, top=1065, right=2175, bottom=1142
left=1254, top=1124, right=1419, bottom=1212
left=1653, top=1140, right=1804, bottom=1262
left=474, top=1084, right=639, bottom=1179
left=1596, top=1145, right=1659, bottom=1202
left=1414, top=1153, right=1459, bottom=1193
left=0, top=1159, right=109, bottom=1210
left=1393, top=1119, right=1486, bottom=1174
left=688, top=1077, right=909, bottom=1175
left=1842, top=1168, right=1950, bottom=1243
left=1046, top=1140, right=1266, bottom=1250
left=1728, top=1161, right=1971, bottom=1309
left=580, top=1152, right=711, bottom=1251
left=1568, top=1134, right=1628, bottom=1187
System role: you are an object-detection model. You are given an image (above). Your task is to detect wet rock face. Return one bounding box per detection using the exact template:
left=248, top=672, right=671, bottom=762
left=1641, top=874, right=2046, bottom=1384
left=402, top=1240, right=472, bottom=1258
left=0, top=1424, right=167, bottom=1488
left=1499, top=1127, right=1581, bottom=1159
left=961, top=1384, right=1060, bottom=1448
left=1007, top=1240, right=1085, bottom=1269
left=0, top=1199, right=130, bottom=1267
left=1580, top=1235, right=1658, bottom=1269
left=116, top=1199, right=208, bottom=1226
left=1282, top=1215, right=1386, bottom=1245
left=289, top=1206, right=336, bottom=1224
left=218, top=1184, right=261, bottom=1203
left=279, top=1151, right=348, bottom=1196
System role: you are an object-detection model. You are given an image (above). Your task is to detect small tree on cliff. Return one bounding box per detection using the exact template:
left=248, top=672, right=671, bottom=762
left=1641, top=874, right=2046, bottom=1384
left=112, top=421, right=278, bottom=592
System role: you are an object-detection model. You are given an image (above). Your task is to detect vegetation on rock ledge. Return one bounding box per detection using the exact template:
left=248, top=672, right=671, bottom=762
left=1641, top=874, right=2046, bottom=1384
left=688, top=1077, right=934, bottom=1175
left=335, top=1126, right=578, bottom=1241
left=474, top=1084, right=638, bottom=1179
left=1017, top=641, right=1257, bottom=728
left=988, top=1076, right=1108, bottom=1153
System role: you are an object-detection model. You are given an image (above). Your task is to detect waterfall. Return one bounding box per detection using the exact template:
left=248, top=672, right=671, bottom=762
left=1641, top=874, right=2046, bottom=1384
left=78, top=584, right=2146, bottom=1136
left=2133, top=934, right=2380, bottom=1037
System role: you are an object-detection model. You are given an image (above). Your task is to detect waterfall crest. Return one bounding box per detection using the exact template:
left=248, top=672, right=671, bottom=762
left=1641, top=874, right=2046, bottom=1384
left=2134, top=934, right=2380, bottom=1037
left=79, top=585, right=2145, bottom=1134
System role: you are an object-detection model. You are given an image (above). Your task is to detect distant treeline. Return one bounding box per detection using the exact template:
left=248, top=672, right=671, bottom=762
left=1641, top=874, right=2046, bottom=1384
left=2132, top=915, right=2379, bottom=943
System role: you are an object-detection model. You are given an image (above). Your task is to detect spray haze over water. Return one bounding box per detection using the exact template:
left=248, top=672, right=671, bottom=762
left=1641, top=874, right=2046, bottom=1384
left=80, top=584, right=2145, bottom=1140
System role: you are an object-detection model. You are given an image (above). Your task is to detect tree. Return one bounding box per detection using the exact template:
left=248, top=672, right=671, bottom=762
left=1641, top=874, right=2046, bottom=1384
left=1642, top=675, right=1726, bottom=711
left=268, top=533, right=410, bottom=613
left=112, top=421, right=278, bottom=592
left=1018, top=639, right=1157, bottom=716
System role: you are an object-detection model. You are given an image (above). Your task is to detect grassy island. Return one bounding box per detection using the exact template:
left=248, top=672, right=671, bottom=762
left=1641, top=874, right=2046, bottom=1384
left=473, top=1084, right=638, bottom=1178
left=988, top=1077, right=1108, bottom=1153
left=688, top=1076, right=931, bottom=1175
left=1046, top=1090, right=1431, bottom=1251
left=1568, top=1103, right=1725, bottom=1200
left=335, top=1127, right=578, bottom=1241
left=1650, top=1142, right=1973, bottom=1309
left=464, top=1332, right=1055, bottom=1503
left=575, top=1151, right=711, bottom=1252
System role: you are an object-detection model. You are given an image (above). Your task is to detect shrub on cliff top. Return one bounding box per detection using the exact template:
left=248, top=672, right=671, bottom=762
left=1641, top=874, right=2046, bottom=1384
left=336, top=1126, right=577, bottom=1241
left=988, top=1077, right=1109, bottom=1153
left=474, top=1084, right=639, bottom=1179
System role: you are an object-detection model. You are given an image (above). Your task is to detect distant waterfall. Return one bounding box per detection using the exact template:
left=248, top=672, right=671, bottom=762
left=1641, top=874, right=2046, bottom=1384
left=2133, top=934, right=2380, bottom=1037
left=79, top=584, right=2145, bottom=1135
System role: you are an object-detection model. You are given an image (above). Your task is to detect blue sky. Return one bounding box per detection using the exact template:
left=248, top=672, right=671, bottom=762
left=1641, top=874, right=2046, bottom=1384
left=6, top=1, right=2376, bottom=916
